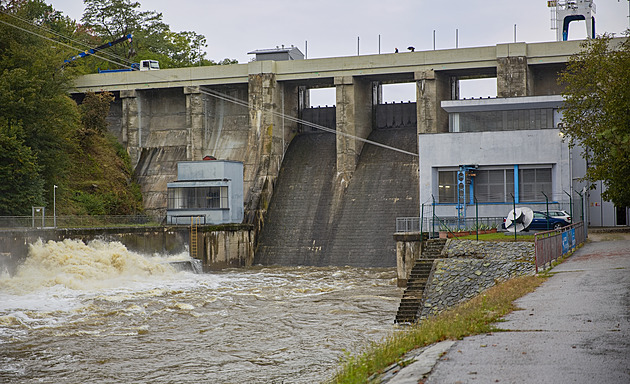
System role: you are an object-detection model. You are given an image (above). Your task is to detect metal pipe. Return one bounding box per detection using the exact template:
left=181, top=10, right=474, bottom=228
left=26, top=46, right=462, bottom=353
left=511, top=193, right=516, bottom=241
left=475, top=196, right=478, bottom=241
left=432, top=195, right=436, bottom=239
left=420, top=203, right=424, bottom=240
left=564, top=190, right=573, bottom=224
left=53, top=185, right=58, bottom=228
left=542, top=191, right=550, bottom=230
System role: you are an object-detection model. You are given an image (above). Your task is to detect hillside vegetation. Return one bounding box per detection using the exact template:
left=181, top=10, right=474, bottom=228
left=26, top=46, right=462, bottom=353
left=1, top=0, right=234, bottom=217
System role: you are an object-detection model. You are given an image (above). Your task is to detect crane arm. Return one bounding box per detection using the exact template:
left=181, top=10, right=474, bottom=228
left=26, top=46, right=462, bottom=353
left=64, top=34, right=132, bottom=64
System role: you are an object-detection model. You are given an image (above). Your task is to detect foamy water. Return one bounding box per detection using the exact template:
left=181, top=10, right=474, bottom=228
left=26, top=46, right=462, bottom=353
left=0, top=239, right=400, bottom=383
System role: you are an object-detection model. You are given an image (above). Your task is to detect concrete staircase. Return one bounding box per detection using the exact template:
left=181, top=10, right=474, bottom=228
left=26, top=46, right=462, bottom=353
left=395, top=238, right=447, bottom=324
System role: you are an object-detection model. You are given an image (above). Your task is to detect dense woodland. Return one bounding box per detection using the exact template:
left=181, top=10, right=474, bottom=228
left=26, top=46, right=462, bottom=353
left=0, top=0, right=236, bottom=216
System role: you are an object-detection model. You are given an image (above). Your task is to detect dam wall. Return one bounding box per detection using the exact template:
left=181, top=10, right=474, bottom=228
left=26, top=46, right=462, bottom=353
left=72, top=40, right=586, bottom=228
left=255, top=126, right=419, bottom=267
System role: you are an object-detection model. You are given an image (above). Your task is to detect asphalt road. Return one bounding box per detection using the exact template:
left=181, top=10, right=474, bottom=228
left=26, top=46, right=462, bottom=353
left=423, top=234, right=630, bottom=384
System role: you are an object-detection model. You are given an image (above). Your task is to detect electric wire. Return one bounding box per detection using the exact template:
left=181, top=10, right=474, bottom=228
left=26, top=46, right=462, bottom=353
left=0, top=18, right=132, bottom=69
left=0, top=14, right=419, bottom=157
left=0, top=9, right=135, bottom=66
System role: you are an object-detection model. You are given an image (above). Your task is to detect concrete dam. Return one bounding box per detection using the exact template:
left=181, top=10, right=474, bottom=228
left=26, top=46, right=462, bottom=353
left=70, top=40, right=584, bottom=267
left=255, top=127, right=418, bottom=267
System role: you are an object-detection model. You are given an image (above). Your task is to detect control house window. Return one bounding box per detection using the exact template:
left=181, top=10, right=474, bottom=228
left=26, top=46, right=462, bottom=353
left=167, top=186, right=229, bottom=210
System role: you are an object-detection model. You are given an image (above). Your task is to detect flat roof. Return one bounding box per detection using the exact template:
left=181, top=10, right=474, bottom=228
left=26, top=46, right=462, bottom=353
left=441, top=95, right=564, bottom=112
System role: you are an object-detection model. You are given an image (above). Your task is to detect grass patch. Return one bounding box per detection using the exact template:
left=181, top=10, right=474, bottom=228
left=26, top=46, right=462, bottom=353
left=455, top=232, right=535, bottom=242
left=327, top=275, right=546, bottom=384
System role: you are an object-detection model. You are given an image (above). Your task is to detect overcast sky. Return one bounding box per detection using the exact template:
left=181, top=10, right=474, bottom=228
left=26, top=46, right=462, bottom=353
left=47, top=0, right=629, bottom=103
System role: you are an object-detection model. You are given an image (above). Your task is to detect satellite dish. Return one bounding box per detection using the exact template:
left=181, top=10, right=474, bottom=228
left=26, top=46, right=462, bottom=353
left=504, top=207, right=534, bottom=232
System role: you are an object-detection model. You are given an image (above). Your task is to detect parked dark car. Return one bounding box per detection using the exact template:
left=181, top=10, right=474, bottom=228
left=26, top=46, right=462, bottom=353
left=528, top=211, right=570, bottom=231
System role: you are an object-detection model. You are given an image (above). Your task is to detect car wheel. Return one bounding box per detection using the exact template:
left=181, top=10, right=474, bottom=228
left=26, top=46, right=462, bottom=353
left=553, top=223, right=563, bottom=230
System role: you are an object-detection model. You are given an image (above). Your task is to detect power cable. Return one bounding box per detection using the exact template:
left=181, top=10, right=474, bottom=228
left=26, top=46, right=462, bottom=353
left=0, top=9, right=134, bottom=67
left=0, top=18, right=132, bottom=69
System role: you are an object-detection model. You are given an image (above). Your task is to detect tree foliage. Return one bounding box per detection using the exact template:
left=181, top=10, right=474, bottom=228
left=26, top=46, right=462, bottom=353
left=0, top=0, right=80, bottom=214
left=559, top=33, right=630, bottom=207
left=0, top=0, right=143, bottom=216
left=79, top=0, right=236, bottom=69
left=79, top=91, right=115, bottom=137
left=0, top=121, right=45, bottom=215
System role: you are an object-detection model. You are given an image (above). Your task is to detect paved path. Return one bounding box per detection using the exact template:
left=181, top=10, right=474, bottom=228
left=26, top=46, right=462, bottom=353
left=420, top=236, right=630, bottom=384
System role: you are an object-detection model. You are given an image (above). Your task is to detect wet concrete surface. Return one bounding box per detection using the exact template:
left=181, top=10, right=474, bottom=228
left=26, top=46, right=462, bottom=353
left=422, top=234, right=630, bottom=383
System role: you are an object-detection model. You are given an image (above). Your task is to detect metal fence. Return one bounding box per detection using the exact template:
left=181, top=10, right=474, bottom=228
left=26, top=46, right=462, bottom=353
left=396, top=216, right=504, bottom=234
left=534, top=221, right=585, bottom=273
left=0, top=215, right=156, bottom=229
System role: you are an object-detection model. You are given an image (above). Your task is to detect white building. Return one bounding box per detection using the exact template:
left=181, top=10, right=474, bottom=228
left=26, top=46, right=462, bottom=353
left=418, top=95, right=628, bottom=228
left=166, top=160, right=244, bottom=225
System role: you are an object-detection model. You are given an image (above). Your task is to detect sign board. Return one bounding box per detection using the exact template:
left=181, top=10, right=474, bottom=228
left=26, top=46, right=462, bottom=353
left=562, top=231, right=569, bottom=254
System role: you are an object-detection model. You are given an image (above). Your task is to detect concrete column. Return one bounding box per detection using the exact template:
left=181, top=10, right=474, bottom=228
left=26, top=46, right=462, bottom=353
left=120, top=89, right=140, bottom=166
left=184, top=86, right=204, bottom=161
left=496, top=43, right=531, bottom=98
left=334, top=75, right=373, bottom=185
left=415, top=70, right=449, bottom=134
left=245, top=60, right=297, bottom=225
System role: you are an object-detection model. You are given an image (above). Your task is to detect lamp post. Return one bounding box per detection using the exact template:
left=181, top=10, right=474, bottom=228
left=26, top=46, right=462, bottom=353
left=53, top=185, right=58, bottom=228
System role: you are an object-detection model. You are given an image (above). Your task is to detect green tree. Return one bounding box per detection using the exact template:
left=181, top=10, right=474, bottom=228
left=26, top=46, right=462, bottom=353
left=0, top=0, right=80, bottom=208
left=80, top=0, right=234, bottom=69
left=559, top=33, right=630, bottom=207
left=0, top=121, right=45, bottom=215
left=79, top=91, right=115, bottom=137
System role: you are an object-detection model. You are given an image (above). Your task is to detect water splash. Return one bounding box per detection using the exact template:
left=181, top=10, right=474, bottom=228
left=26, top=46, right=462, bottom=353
left=0, top=239, right=178, bottom=293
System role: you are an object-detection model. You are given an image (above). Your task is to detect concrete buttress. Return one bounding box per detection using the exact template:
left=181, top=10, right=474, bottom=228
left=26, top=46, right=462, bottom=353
left=334, top=75, right=373, bottom=186
left=120, top=89, right=140, bottom=166
left=245, top=61, right=299, bottom=228
left=184, top=86, right=204, bottom=161
left=415, top=70, right=450, bottom=134
left=497, top=43, right=532, bottom=97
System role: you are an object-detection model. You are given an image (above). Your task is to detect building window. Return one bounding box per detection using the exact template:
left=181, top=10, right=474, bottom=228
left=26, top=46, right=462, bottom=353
left=454, top=108, right=555, bottom=132
left=437, top=166, right=551, bottom=204
left=475, top=169, right=514, bottom=202
left=519, top=168, right=552, bottom=202
left=438, top=171, right=457, bottom=203
left=168, top=186, right=228, bottom=210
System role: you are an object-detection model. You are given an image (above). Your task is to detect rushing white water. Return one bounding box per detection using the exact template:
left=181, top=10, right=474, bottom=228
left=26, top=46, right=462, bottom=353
left=0, top=239, right=401, bottom=383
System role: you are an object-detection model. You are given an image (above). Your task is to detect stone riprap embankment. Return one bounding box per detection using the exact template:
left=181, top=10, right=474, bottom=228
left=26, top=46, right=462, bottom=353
left=419, top=239, right=535, bottom=320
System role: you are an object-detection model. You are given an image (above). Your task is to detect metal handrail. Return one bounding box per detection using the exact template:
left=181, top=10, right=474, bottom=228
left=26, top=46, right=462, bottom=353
left=0, top=215, right=155, bottom=229
left=534, top=221, right=585, bottom=272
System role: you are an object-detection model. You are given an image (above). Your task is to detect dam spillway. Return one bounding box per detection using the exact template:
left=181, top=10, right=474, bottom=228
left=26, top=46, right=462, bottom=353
left=255, top=127, right=418, bottom=267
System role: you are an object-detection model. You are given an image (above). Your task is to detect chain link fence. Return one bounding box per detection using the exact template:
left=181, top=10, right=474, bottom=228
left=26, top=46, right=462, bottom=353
left=0, top=215, right=158, bottom=229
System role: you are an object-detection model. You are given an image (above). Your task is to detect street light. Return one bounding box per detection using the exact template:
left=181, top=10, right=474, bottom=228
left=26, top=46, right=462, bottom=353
left=54, top=185, right=58, bottom=228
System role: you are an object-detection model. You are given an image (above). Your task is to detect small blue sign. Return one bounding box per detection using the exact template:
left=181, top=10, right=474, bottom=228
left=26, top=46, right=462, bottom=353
left=562, top=232, right=569, bottom=254
left=570, top=228, right=576, bottom=249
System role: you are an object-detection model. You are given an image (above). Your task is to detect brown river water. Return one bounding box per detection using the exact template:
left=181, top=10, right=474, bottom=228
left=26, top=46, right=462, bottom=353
left=0, top=239, right=401, bottom=383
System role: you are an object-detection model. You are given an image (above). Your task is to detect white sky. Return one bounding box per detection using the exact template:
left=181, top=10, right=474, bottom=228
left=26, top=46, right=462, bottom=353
left=47, top=0, right=629, bottom=104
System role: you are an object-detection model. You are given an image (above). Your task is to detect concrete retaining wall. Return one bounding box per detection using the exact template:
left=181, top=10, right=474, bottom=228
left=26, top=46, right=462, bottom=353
left=419, top=239, right=535, bottom=320
left=200, top=227, right=254, bottom=270
left=0, top=225, right=253, bottom=274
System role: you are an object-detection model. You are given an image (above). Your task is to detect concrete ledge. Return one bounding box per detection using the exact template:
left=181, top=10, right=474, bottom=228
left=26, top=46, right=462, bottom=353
left=393, top=232, right=425, bottom=241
